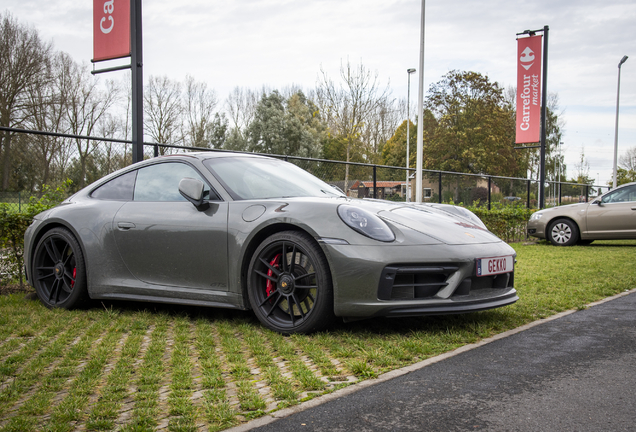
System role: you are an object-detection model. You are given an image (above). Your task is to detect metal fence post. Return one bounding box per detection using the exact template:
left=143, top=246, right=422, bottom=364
left=558, top=182, right=562, bottom=205
left=372, top=165, right=377, bottom=199
left=438, top=171, right=442, bottom=203
left=487, top=176, right=492, bottom=210
left=527, top=180, right=531, bottom=208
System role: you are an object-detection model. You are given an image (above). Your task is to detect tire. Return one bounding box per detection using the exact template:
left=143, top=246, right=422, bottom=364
left=547, top=218, right=579, bottom=247
left=32, top=227, right=88, bottom=308
left=247, top=231, right=335, bottom=334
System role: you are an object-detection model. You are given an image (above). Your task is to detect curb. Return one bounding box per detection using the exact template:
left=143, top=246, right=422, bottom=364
left=225, top=287, right=636, bottom=432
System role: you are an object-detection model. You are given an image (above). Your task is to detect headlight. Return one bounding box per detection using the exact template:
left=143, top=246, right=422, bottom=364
left=337, top=205, right=395, bottom=242
left=530, top=212, right=543, bottom=221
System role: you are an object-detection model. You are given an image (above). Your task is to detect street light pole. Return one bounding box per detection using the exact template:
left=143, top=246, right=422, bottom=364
left=406, top=68, right=416, bottom=202
left=415, top=0, right=426, bottom=203
left=613, top=55, right=628, bottom=189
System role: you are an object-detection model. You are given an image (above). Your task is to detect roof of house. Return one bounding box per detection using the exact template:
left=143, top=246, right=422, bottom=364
left=354, top=181, right=405, bottom=188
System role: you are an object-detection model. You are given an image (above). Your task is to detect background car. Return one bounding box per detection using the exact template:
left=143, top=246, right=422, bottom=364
left=527, top=182, right=636, bottom=246
left=24, top=152, right=518, bottom=334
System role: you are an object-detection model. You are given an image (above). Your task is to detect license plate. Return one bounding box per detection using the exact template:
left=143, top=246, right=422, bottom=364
left=476, top=255, right=514, bottom=277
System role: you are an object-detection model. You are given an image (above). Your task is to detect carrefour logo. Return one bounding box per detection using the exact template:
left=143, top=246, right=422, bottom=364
left=520, top=47, right=535, bottom=71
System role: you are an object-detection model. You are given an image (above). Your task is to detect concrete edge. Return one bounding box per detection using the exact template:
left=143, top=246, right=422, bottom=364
left=225, top=287, right=636, bottom=432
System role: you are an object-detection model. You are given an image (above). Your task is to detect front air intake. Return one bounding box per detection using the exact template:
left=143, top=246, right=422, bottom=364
left=378, top=265, right=460, bottom=300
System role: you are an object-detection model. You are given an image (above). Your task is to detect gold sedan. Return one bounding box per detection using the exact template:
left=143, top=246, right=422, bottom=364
left=527, top=182, right=636, bottom=246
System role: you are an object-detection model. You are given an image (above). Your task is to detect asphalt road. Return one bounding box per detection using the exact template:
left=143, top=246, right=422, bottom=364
left=235, top=290, right=636, bottom=431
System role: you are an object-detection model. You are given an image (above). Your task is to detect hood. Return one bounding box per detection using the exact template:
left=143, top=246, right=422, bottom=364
left=539, top=202, right=589, bottom=213
left=377, top=204, right=503, bottom=245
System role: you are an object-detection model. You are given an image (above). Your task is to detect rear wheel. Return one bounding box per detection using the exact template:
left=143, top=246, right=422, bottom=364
left=32, top=227, right=88, bottom=308
left=547, top=218, right=579, bottom=247
left=247, top=231, right=335, bottom=334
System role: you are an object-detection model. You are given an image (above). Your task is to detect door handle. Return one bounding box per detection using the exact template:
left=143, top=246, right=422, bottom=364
left=117, top=222, right=136, bottom=230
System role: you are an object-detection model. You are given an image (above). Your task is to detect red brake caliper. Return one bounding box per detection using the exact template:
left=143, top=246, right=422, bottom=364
left=266, top=254, right=281, bottom=297
left=71, top=267, right=76, bottom=288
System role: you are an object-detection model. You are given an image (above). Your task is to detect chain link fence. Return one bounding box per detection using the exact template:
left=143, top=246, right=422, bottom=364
left=1, top=126, right=610, bottom=210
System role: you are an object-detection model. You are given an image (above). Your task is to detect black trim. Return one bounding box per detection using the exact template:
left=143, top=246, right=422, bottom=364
left=378, top=265, right=460, bottom=301
left=379, top=290, right=519, bottom=317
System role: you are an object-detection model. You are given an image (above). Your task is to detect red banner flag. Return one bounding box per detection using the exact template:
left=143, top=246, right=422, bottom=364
left=93, top=0, right=131, bottom=62
left=515, top=35, right=542, bottom=144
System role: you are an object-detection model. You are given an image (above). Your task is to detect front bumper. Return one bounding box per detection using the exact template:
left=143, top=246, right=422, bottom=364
left=526, top=220, right=546, bottom=239
left=322, top=241, right=518, bottom=318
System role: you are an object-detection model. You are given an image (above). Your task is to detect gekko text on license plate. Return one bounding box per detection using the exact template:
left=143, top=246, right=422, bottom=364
left=476, top=255, right=513, bottom=277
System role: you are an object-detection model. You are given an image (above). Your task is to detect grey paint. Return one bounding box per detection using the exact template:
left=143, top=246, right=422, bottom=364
left=24, top=152, right=518, bottom=320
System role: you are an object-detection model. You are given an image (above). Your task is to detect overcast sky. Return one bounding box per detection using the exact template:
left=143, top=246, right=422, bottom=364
left=2, top=0, right=635, bottom=186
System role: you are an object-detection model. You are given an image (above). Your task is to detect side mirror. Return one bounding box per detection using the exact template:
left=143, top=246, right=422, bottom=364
left=179, top=178, right=209, bottom=211
left=591, top=199, right=602, bottom=206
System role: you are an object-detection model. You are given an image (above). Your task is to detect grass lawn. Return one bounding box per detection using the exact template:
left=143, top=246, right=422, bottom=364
left=0, top=240, right=635, bottom=431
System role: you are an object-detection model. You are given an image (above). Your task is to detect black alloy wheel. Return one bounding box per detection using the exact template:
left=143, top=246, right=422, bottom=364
left=247, top=231, right=335, bottom=334
left=32, top=227, right=87, bottom=308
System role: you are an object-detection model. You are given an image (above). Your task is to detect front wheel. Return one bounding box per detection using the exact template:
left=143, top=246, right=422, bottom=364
left=247, top=231, right=335, bottom=334
left=547, top=218, right=579, bottom=246
left=32, top=227, right=88, bottom=308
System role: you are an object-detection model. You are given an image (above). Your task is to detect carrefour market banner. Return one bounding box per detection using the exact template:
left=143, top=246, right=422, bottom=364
left=93, top=0, right=131, bottom=62
left=515, top=35, right=542, bottom=144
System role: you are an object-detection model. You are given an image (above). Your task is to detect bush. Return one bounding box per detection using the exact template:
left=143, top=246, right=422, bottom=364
left=464, top=201, right=536, bottom=243
left=0, top=180, right=71, bottom=285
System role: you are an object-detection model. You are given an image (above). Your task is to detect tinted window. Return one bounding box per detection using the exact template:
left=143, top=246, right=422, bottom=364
left=134, top=162, right=212, bottom=202
left=91, top=171, right=137, bottom=201
left=602, top=185, right=636, bottom=204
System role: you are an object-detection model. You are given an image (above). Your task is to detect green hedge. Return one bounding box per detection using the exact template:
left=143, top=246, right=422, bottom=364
left=463, top=202, right=536, bottom=243
left=0, top=181, right=71, bottom=284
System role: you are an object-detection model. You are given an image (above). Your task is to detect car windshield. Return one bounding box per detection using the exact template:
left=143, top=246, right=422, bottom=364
left=203, top=156, right=346, bottom=200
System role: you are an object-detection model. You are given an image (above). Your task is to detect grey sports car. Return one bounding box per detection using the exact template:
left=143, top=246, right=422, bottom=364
left=24, top=152, right=518, bottom=333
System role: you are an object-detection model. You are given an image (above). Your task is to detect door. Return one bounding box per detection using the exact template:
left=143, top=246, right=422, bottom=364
left=113, top=162, right=229, bottom=290
left=585, top=184, right=636, bottom=239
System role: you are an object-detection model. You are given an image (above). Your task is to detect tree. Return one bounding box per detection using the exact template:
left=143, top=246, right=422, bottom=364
left=0, top=12, right=52, bottom=190
left=422, top=70, right=521, bottom=177
left=381, top=119, right=416, bottom=178
left=614, top=167, right=636, bottom=186
left=207, top=112, right=228, bottom=149
left=63, top=58, right=119, bottom=189
left=316, top=61, right=393, bottom=192
left=246, top=90, right=325, bottom=158
left=616, top=146, right=636, bottom=185
left=562, top=147, right=596, bottom=197
left=224, top=86, right=259, bottom=151
left=182, top=75, right=218, bottom=148
left=282, top=90, right=325, bottom=158
left=526, top=94, right=565, bottom=182
left=144, top=75, right=183, bottom=154
left=619, top=146, right=636, bottom=171
left=24, top=52, right=77, bottom=189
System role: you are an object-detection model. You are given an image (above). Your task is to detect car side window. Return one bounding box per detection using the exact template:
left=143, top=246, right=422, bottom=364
left=602, top=185, right=636, bottom=204
left=91, top=171, right=137, bottom=201
left=134, top=162, right=216, bottom=202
